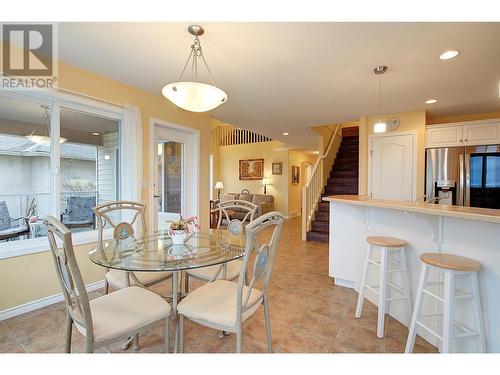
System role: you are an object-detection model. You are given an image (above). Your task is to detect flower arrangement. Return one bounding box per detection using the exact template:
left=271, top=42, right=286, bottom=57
left=167, top=215, right=200, bottom=245
left=167, top=215, right=200, bottom=232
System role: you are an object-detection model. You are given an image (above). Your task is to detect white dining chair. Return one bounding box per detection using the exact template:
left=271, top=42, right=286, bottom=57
left=177, top=211, right=285, bottom=353
left=183, top=199, right=257, bottom=293
left=93, top=201, right=172, bottom=293
left=44, top=215, right=171, bottom=353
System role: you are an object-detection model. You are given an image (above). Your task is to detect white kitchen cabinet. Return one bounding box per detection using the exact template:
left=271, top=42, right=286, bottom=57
left=426, top=119, right=500, bottom=148
left=426, top=125, right=463, bottom=148
left=463, top=122, right=500, bottom=145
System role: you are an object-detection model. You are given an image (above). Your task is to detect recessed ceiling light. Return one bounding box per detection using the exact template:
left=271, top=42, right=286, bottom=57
left=439, top=50, right=459, bottom=60
left=282, top=132, right=290, bottom=136
left=92, top=132, right=100, bottom=136
left=425, top=99, right=438, bottom=104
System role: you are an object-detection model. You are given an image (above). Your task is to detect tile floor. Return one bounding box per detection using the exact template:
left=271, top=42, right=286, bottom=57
left=0, top=217, right=437, bottom=353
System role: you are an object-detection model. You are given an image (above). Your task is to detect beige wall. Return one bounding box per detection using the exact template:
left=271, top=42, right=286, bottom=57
left=218, top=141, right=290, bottom=214
left=359, top=110, right=426, bottom=198
left=0, top=57, right=212, bottom=311
left=288, top=150, right=317, bottom=217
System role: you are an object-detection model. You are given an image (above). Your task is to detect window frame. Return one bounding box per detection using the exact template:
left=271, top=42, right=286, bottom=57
left=0, top=89, right=123, bottom=259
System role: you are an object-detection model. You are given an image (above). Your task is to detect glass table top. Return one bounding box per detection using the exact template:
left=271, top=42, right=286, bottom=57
left=88, top=229, right=246, bottom=272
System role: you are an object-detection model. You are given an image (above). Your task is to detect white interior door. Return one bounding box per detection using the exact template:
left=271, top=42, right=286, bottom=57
left=369, top=132, right=416, bottom=201
left=151, top=120, right=199, bottom=232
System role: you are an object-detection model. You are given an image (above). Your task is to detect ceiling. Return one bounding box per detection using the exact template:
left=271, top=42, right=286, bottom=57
left=58, top=22, right=500, bottom=149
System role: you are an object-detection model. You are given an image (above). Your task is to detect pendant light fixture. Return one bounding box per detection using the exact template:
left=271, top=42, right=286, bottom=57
left=26, top=105, right=67, bottom=145
left=162, top=25, right=227, bottom=113
left=373, top=65, right=388, bottom=133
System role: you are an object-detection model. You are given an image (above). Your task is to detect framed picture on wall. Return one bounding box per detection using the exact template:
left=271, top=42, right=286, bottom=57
left=272, top=162, right=283, bottom=175
left=239, top=159, right=264, bottom=180
left=291, top=165, right=300, bottom=184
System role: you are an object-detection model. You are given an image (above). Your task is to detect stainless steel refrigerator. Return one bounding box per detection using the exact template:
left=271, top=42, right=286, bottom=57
left=425, top=145, right=500, bottom=209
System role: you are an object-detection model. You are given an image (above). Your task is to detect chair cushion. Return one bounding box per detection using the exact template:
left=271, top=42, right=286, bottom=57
left=106, top=269, right=172, bottom=290
left=0, top=224, right=28, bottom=236
left=75, top=286, right=170, bottom=342
left=177, top=280, right=263, bottom=328
left=186, top=260, right=242, bottom=282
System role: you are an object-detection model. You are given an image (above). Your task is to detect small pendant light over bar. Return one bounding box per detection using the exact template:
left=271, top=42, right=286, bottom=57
left=162, top=25, right=228, bottom=113
left=373, top=65, right=388, bottom=133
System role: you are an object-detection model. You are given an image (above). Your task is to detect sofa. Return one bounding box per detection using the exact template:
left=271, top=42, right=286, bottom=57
left=219, top=192, right=275, bottom=220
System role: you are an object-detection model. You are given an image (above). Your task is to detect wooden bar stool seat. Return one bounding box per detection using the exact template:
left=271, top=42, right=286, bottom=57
left=356, top=236, right=412, bottom=338
left=405, top=252, right=486, bottom=353
left=420, top=253, right=480, bottom=272
left=367, top=236, right=406, bottom=248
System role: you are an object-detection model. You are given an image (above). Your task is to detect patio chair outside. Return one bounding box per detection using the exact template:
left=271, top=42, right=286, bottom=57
left=0, top=200, right=30, bottom=241
left=61, top=196, right=96, bottom=229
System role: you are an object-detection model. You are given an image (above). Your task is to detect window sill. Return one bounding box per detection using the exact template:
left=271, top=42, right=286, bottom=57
left=0, top=228, right=114, bottom=260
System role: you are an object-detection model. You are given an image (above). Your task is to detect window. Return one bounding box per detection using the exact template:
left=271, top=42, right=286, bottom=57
left=0, top=91, right=122, bottom=257
left=60, top=108, right=120, bottom=233
left=0, top=95, right=51, bottom=242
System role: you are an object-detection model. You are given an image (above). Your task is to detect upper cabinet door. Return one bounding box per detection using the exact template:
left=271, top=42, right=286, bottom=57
left=426, top=126, right=463, bottom=148
left=463, top=122, right=500, bottom=146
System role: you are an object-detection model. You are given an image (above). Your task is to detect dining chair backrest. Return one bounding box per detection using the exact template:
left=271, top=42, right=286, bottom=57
left=93, top=201, right=147, bottom=244
left=236, top=211, right=285, bottom=318
left=217, top=199, right=258, bottom=231
left=44, top=215, right=94, bottom=342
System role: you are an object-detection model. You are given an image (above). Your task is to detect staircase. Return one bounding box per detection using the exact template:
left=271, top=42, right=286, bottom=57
left=306, top=132, right=359, bottom=243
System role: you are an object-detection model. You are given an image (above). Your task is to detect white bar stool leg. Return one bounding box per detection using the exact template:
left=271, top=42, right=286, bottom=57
left=355, top=245, right=372, bottom=318
left=442, top=270, right=455, bottom=353
left=405, top=263, right=428, bottom=353
left=470, top=271, right=486, bottom=352
left=377, top=247, right=388, bottom=338
left=400, top=247, right=413, bottom=323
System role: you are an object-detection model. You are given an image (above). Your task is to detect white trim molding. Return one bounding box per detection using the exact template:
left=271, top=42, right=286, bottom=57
left=0, top=280, right=105, bottom=321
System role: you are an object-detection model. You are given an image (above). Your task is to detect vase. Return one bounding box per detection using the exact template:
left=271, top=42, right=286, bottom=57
left=169, top=229, right=187, bottom=245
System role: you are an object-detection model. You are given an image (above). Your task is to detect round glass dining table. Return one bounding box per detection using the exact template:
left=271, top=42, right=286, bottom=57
left=89, top=229, right=246, bottom=352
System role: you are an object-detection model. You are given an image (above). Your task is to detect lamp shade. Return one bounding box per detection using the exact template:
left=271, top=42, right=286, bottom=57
left=162, top=82, right=227, bottom=113
left=262, top=177, right=269, bottom=186
left=215, top=181, right=224, bottom=189
left=373, top=121, right=387, bottom=133
left=26, top=135, right=67, bottom=145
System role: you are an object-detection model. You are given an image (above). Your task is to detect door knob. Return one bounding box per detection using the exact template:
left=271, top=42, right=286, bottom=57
left=154, top=194, right=161, bottom=198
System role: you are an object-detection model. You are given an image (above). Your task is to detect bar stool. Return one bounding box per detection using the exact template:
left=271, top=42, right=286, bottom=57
left=405, top=253, right=486, bottom=353
left=355, top=236, right=413, bottom=338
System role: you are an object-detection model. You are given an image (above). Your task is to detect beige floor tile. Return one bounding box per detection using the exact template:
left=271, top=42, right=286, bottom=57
left=0, top=217, right=438, bottom=354
left=275, top=328, right=333, bottom=353
left=329, top=324, right=382, bottom=353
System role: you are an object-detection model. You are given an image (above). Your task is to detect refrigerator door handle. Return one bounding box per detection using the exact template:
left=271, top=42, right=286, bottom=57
left=464, top=153, right=471, bottom=206
left=458, top=153, right=464, bottom=206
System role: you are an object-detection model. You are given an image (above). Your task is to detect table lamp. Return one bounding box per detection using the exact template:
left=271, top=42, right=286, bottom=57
left=262, top=177, right=269, bottom=195
left=215, top=181, right=224, bottom=200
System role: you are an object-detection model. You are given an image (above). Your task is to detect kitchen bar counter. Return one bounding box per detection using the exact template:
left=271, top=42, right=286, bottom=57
left=323, top=195, right=500, bottom=224
left=324, top=195, right=500, bottom=352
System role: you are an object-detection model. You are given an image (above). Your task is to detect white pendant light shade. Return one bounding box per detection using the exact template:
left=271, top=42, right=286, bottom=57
left=162, top=81, right=227, bottom=112
left=163, top=25, right=227, bottom=113
left=373, top=121, right=387, bottom=133
left=26, top=135, right=67, bottom=145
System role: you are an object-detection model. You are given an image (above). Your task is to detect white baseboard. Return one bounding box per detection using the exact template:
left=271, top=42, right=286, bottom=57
left=0, top=280, right=105, bottom=321
left=334, top=278, right=355, bottom=289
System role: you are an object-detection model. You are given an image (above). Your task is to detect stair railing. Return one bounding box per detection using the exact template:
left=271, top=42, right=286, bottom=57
left=301, top=124, right=342, bottom=241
